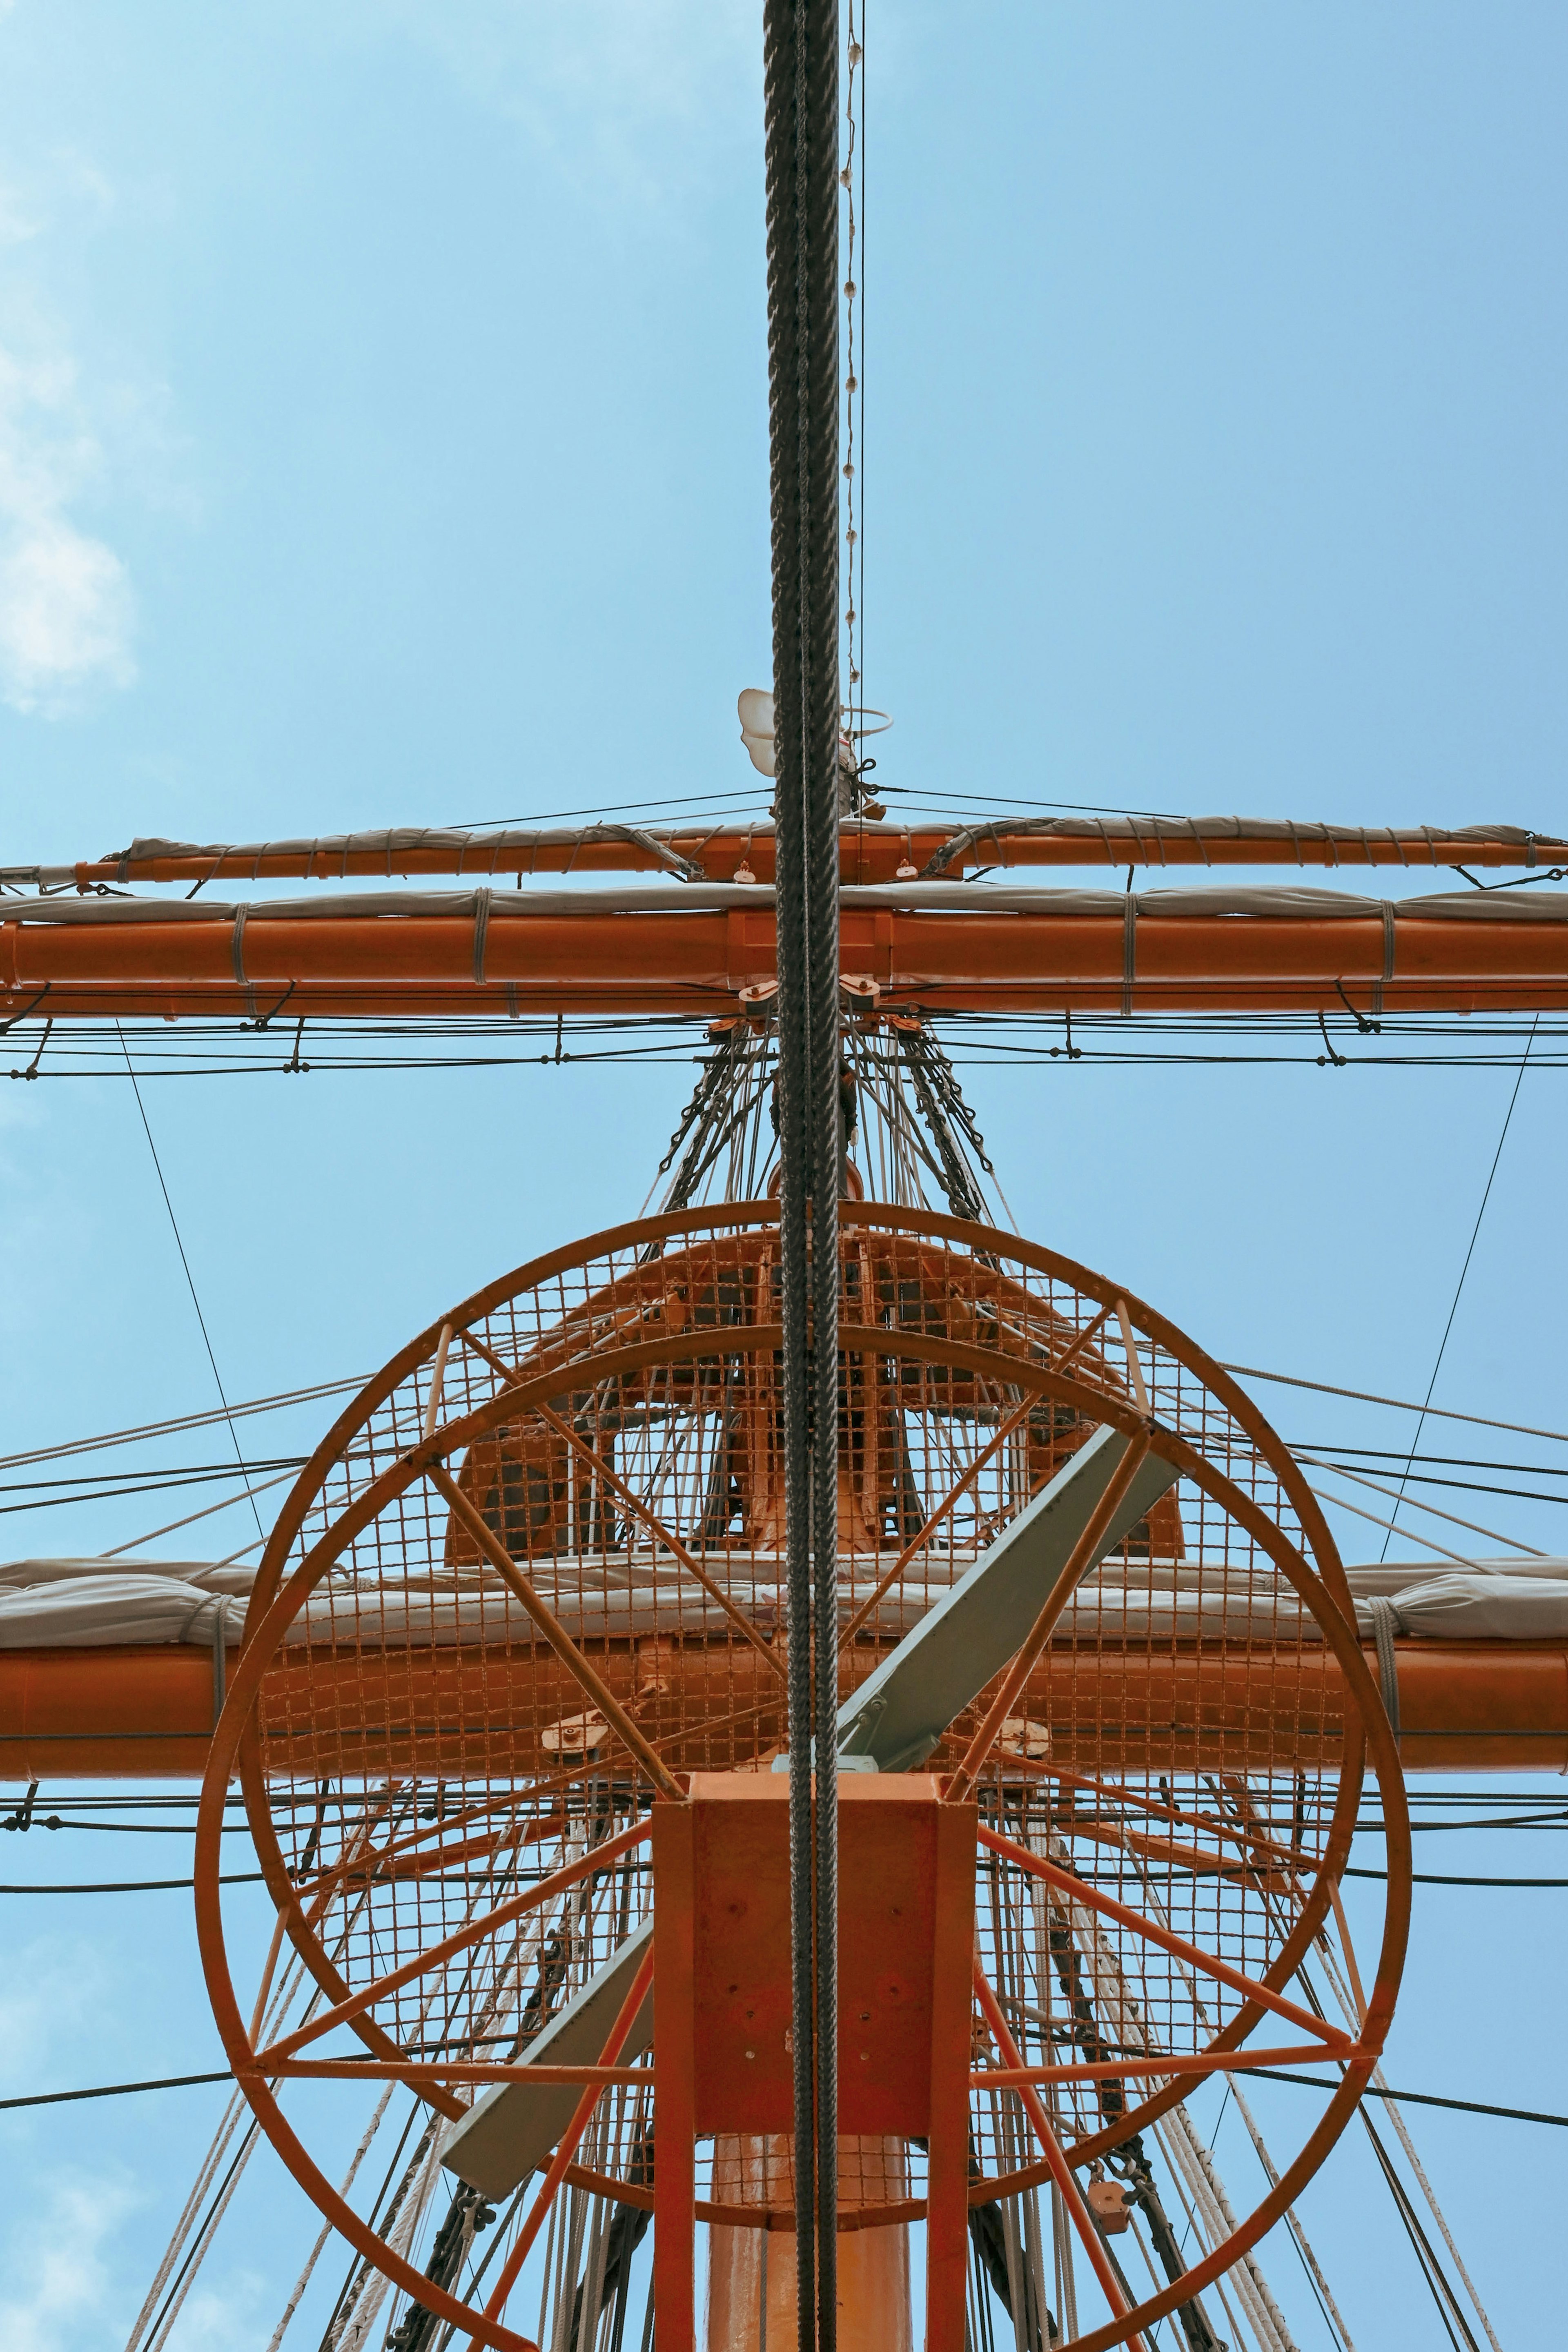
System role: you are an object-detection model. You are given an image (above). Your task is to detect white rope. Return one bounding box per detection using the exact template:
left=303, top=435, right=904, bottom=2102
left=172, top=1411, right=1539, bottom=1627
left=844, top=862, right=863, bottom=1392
left=1225, top=2077, right=1358, bottom=2352
left=1025, top=1815, right=1296, bottom=2352
left=131, top=1851, right=398, bottom=2352
left=315, top=1806, right=610, bottom=2351
left=1223, top=1362, right=1568, bottom=1449
left=1050, top=2180, right=1078, bottom=2339
left=1131, top=1863, right=1357, bottom=2352
left=1302, top=1476, right=1517, bottom=1572
left=144, top=2120, right=263, bottom=2352
left=1157, top=2107, right=1296, bottom=2352
left=123, top=2089, right=252, bottom=2350
left=264, top=2087, right=396, bottom=2352
left=0, top=1374, right=364, bottom=1474
left=333, top=2120, right=451, bottom=2351
left=124, top=1944, right=311, bottom=2351
left=100, top=1462, right=302, bottom=1555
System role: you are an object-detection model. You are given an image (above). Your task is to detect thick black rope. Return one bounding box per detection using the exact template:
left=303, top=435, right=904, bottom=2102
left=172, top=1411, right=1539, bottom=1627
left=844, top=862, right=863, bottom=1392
left=763, top=1, right=840, bottom=2343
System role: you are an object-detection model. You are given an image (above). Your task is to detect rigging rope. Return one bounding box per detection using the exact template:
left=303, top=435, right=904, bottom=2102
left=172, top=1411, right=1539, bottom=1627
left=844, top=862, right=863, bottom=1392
left=1296, top=1965, right=1490, bottom=2352
left=1312, top=1949, right=1503, bottom=2352
left=0, top=1374, right=362, bottom=1476
left=0, top=1873, right=263, bottom=1893
left=24, top=2057, right=1563, bottom=2127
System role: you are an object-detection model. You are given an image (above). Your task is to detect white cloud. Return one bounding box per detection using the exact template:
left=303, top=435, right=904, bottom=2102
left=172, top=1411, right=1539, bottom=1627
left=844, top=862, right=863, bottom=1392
left=0, top=1928, right=111, bottom=2085
left=375, top=0, right=758, bottom=207
left=0, top=339, right=136, bottom=715
left=0, top=2146, right=266, bottom=2352
left=161, top=2273, right=270, bottom=2350
left=0, top=135, right=152, bottom=719
left=0, top=2169, right=140, bottom=2352
left=0, top=183, right=39, bottom=249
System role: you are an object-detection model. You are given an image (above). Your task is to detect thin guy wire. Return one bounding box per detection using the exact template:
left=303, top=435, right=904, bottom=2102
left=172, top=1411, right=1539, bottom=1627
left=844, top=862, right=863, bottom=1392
left=1379, top=1014, right=1537, bottom=1556
left=115, top=1021, right=264, bottom=1541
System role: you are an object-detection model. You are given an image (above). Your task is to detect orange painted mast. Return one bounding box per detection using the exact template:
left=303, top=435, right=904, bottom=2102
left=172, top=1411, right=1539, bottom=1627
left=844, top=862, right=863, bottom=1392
left=4, top=881, right=1568, bottom=1020
left=6, top=815, right=1562, bottom=891
left=2, top=1637, right=1562, bottom=1780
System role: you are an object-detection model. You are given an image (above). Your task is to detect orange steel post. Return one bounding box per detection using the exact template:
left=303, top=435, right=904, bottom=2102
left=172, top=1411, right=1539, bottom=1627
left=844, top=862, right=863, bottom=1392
left=925, top=1799, right=977, bottom=2352
left=670, top=1775, right=977, bottom=2352
left=706, top=2150, right=915, bottom=2352
left=655, top=1795, right=699, bottom=2352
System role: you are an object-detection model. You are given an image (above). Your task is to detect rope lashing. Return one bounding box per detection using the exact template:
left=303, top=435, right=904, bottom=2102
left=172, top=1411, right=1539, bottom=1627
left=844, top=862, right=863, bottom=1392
left=1374, top=900, right=1396, bottom=1018
left=472, top=889, right=491, bottom=985
left=1367, top=1596, right=1403, bottom=1751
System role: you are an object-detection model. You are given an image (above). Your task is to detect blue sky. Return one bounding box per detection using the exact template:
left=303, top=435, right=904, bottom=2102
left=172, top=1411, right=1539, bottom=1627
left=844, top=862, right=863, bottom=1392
left=1, top=4, right=1566, bottom=2346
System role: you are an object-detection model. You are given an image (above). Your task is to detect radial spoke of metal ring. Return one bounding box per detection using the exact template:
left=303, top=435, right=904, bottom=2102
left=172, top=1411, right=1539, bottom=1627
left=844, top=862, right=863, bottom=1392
left=427, top=1459, right=685, bottom=1800
left=255, top=1815, right=651, bottom=2066
left=454, top=1322, right=787, bottom=1676
left=973, top=1965, right=1149, bottom=2352
left=971, top=2042, right=1346, bottom=2093
left=976, top=1825, right=1355, bottom=2051
left=837, top=1388, right=1038, bottom=1650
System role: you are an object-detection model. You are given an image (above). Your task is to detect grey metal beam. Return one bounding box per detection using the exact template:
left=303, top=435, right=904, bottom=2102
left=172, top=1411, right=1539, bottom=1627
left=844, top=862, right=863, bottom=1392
left=835, top=1423, right=1180, bottom=1772
left=441, top=1918, right=652, bottom=2198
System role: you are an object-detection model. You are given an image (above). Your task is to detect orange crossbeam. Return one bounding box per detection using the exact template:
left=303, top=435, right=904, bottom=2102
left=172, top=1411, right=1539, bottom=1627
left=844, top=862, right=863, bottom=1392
left=31, top=818, right=1564, bottom=889
left=3, top=1638, right=1564, bottom=1779
left=4, top=889, right=1568, bottom=1019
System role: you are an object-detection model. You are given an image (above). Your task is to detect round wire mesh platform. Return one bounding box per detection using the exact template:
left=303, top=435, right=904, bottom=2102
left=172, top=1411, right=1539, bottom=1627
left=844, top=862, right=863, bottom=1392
left=195, top=1203, right=1409, bottom=2351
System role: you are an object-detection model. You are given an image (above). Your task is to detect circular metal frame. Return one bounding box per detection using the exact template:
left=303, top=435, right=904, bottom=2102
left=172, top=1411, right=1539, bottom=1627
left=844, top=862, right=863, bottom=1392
left=195, top=1203, right=1411, bottom=2352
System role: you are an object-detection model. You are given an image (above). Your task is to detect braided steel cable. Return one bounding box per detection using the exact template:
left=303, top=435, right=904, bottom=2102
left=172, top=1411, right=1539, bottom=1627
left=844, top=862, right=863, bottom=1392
left=763, top=4, right=815, bottom=2334
left=764, top=1, right=841, bottom=2342
left=803, top=45, right=843, bottom=2351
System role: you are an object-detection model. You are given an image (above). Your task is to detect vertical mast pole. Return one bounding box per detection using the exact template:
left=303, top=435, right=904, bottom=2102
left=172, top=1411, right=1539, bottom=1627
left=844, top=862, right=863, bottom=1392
left=762, top=2, right=841, bottom=2346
